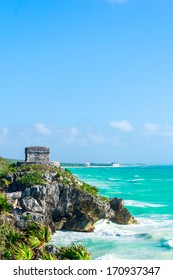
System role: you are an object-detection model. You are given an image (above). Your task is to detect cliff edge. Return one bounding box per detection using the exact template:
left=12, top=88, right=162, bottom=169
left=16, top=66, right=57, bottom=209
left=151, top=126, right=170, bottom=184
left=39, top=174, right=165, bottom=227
left=0, top=158, right=138, bottom=233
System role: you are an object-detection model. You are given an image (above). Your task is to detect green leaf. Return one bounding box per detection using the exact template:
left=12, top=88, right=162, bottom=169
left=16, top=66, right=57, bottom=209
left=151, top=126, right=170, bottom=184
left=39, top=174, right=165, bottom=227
left=15, top=243, right=34, bottom=260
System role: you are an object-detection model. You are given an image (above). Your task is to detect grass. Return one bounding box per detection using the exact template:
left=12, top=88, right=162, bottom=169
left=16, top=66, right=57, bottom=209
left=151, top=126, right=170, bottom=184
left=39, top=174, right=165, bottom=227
left=0, top=158, right=17, bottom=178
left=80, top=182, right=99, bottom=197
left=0, top=194, right=12, bottom=214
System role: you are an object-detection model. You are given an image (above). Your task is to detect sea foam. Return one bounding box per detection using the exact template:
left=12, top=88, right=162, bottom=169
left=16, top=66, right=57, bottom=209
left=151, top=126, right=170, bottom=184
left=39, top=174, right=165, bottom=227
left=160, top=238, right=173, bottom=249
left=94, top=254, right=114, bottom=260
left=125, top=200, right=167, bottom=208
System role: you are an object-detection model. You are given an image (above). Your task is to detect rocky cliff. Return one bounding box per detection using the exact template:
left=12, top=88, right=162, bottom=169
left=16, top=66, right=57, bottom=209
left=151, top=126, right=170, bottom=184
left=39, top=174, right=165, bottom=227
left=0, top=160, right=138, bottom=232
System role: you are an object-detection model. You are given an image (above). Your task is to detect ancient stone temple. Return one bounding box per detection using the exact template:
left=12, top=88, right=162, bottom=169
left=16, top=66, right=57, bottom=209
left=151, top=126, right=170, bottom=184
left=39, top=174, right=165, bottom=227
left=25, top=146, right=50, bottom=163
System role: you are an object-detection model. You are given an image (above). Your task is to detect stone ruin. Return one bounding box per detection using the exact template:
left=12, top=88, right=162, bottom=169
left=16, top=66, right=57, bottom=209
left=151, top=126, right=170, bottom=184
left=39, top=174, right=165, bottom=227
left=25, top=146, right=50, bottom=163
left=18, top=146, right=60, bottom=167
left=16, top=146, right=60, bottom=167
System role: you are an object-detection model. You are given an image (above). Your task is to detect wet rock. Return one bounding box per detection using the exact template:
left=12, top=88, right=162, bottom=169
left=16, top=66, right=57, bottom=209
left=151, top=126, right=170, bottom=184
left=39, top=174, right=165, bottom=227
left=110, top=197, right=124, bottom=211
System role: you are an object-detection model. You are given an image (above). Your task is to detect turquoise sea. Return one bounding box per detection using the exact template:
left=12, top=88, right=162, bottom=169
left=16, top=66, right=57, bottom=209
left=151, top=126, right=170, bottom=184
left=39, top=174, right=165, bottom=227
left=50, top=166, right=173, bottom=259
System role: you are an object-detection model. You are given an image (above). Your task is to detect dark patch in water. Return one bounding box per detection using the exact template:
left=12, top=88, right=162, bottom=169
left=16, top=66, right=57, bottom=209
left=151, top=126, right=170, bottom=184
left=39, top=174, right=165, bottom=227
left=135, top=233, right=152, bottom=239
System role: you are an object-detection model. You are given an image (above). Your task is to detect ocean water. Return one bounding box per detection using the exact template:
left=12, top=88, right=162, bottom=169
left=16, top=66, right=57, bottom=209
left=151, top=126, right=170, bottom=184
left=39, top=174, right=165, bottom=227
left=50, top=166, right=173, bottom=259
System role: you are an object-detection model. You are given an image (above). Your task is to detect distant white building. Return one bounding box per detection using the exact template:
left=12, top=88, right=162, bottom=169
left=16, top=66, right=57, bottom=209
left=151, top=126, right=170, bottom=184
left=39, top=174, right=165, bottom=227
left=52, top=161, right=60, bottom=167
left=85, top=162, right=90, bottom=167
left=111, top=162, right=120, bottom=167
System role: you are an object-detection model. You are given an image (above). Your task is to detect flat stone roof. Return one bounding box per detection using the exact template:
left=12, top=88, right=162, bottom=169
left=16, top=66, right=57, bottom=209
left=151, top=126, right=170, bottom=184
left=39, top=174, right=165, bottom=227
left=25, top=146, right=50, bottom=153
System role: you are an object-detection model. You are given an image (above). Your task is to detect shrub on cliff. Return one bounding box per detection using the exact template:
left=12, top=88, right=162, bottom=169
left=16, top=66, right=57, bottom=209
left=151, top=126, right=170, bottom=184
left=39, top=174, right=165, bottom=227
left=0, top=157, right=17, bottom=178
left=0, top=194, right=12, bottom=214
left=0, top=218, right=54, bottom=260
left=25, top=221, right=52, bottom=245
left=57, top=243, right=91, bottom=260
left=0, top=194, right=92, bottom=261
left=0, top=218, right=91, bottom=260
left=81, top=182, right=99, bottom=197
left=17, top=171, right=45, bottom=187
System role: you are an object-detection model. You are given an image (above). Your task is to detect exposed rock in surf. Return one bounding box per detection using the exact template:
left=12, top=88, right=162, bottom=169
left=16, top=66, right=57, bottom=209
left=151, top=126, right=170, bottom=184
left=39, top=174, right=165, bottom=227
left=109, top=197, right=138, bottom=225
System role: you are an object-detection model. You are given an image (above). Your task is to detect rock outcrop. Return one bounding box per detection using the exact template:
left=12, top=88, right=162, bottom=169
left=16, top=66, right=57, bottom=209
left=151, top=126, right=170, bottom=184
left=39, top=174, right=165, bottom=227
left=2, top=163, right=138, bottom=232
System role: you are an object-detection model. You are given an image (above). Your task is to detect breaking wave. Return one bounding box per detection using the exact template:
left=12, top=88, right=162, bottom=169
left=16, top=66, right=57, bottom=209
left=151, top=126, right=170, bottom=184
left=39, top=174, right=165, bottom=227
left=125, top=200, right=167, bottom=208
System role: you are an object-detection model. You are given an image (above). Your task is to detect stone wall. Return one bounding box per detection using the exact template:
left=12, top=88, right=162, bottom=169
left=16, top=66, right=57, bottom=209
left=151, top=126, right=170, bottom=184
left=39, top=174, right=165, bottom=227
left=25, top=146, right=50, bottom=163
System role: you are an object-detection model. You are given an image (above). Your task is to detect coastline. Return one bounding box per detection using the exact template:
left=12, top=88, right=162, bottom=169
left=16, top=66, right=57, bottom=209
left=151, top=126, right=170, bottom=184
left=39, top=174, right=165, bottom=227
left=1, top=155, right=173, bottom=260
left=60, top=165, right=173, bottom=259
left=0, top=157, right=138, bottom=260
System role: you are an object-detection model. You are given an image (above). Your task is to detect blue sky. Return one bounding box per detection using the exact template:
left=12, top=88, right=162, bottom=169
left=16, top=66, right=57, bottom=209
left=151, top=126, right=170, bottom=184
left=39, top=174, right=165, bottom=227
left=1, top=0, right=173, bottom=164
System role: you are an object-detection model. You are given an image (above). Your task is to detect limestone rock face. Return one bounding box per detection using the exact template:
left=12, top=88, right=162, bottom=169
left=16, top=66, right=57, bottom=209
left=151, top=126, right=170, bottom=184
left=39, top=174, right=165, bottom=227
left=109, top=197, right=139, bottom=225
left=5, top=167, right=138, bottom=232
left=20, top=197, right=43, bottom=213
left=62, top=189, right=113, bottom=232
left=110, top=197, right=124, bottom=211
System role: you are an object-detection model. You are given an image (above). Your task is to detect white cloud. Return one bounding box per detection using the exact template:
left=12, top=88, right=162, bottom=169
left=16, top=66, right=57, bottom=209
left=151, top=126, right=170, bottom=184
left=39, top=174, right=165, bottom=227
left=0, top=128, right=8, bottom=137
left=163, top=125, right=173, bottom=138
left=63, top=128, right=105, bottom=145
left=68, top=127, right=79, bottom=137
left=0, top=128, right=8, bottom=145
left=143, top=123, right=173, bottom=139
left=109, top=120, right=134, bottom=131
left=111, top=137, right=125, bottom=147
left=143, top=123, right=161, bottom=135
left=87, top=132, right=105, bottom=143
left=34, top=123, right=52, bottom=135
left=64, top=127, right=80, bottom=143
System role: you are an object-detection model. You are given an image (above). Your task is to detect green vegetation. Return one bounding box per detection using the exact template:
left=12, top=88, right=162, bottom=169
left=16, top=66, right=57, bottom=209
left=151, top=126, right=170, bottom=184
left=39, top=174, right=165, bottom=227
left=0, top=218, right=53, bottom=260
left=0, top=156, right=109, bottom=201
left=15, top=243, right=34, bottom=260
left=40, top=251, right=57, bottom=260
left=17, top=171, right=45, bottom=187
left=58, top=243, right=91, bottom=260
left=26, top=221, right=52, bottom=245
left=20, top=163, right=57, bottom=173
left=0, top=194, right=12, bottom=214
left=0, top=157, right=17, bottom=178
left=78, top=181, right=109, bottom=202
left=81, top=182, right=99, bottom=197
left=0, top=156, right=109, bottom=260
left=0, top=172, right=91, bottom=260
left=0, top=218, right=91, bottom=260
left=99, top=195, right=110, bottom=202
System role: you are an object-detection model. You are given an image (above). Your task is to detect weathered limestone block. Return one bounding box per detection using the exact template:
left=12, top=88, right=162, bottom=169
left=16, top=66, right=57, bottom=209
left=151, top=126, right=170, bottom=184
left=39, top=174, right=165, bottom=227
left=25, top=146, right=50, bottom=163
left=20, top=196, right=43, bottom=213
left=110, top=197, right=124, bottom=211
left=110, top=207, right=139, bottom=225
